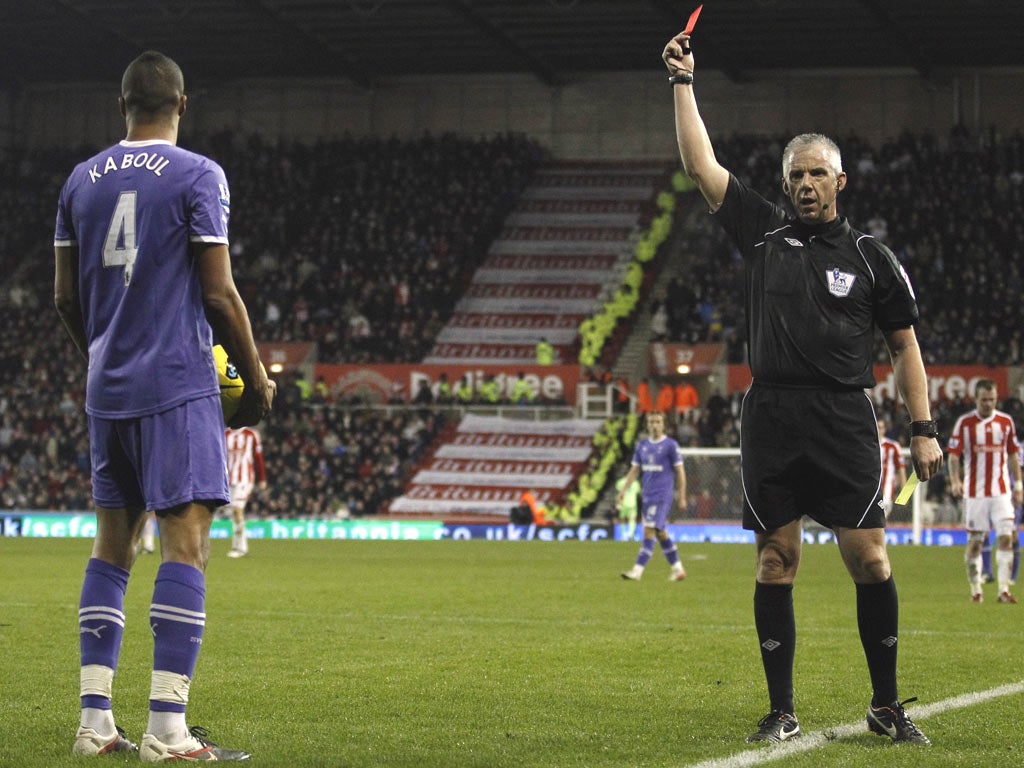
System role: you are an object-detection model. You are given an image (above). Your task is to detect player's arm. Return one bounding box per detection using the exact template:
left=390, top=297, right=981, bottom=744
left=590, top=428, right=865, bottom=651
left=1010, top=462, right=1022, bottom=505
left=883, top=326, right=943, bottom=481
left=54, top=245, right=88, bottom=362
left=662, top=32, right=729, bottom=211
left=946, top=453, right=963, bottom=497
left=1009, top=435, right=1023, bottom=504
left=675, top=462, right=687, bottom=510
left=196, top=242, right=275, bottom=427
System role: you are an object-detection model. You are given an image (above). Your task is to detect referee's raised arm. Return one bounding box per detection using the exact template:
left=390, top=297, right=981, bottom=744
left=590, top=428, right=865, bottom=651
left=663, top=31, right=729, bottom=212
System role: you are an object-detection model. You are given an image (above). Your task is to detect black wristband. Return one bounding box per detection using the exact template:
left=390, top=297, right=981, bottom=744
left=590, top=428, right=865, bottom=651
left=668, top=72, right=694, bottom=85
left=910, top=420, right=938, bottom=439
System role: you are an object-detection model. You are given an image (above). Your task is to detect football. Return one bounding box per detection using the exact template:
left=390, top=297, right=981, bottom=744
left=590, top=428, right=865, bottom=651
left=213, top=344, right=244, bottom=422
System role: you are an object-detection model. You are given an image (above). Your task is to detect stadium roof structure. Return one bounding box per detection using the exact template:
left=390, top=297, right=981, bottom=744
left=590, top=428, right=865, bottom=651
left=4, top=0, right=1022, bottom=90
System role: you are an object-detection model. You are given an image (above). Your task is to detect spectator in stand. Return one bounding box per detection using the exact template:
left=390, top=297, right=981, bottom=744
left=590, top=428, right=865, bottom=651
left=510, top=372, right=537, bottom=405
left=520, top=490, right=549, bottom=526
left=478, top=374, right=501, bottom=405
left=455, top=375, right=476, bottom=405
left=650, top=295, right=669, bottom=341
left=412, top=379, right=435, bottom=406
left=655, top=381, right=674, bottom=417
left=947, top=384, right=973, bottom=422
left=946, top=379, right=1022, bottom=603
left=535, top=337, right=554, bottom=365
left=635, top=378, right=654, bottom=414
left=674, top=378, right=700, bottom=419
left=614, top=377, right=631, bottom=414
left=435, top=373, right=454, bottom=405
left=312, top=376, right=330, bottom=403
left=386, top=382, right=406, bottom=405
left=675, top=411, right=699, bottom=447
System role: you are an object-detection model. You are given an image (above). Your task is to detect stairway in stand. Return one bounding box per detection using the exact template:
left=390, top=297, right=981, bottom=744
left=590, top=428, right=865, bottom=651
left=387, top=414, right=602, bottom=520
left=424, top=160, right=675, bottom=366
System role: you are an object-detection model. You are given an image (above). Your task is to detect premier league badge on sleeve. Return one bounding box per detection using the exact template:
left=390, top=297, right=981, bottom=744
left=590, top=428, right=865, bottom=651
left=826, top=268, right=856, bottom=297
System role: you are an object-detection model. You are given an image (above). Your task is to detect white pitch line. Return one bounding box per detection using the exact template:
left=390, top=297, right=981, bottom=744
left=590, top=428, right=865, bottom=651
left=681, top=680, right=1024, bottom=768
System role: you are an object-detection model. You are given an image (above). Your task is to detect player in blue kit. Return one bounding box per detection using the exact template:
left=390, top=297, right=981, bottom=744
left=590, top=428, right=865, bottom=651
left=617, top=410, right=687, bottom=581
left=55, top=51, right=275, bottom=761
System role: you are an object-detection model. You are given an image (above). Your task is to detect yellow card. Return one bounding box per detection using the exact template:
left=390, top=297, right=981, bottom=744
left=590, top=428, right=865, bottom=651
left=894, top=471, right=919, bottom=505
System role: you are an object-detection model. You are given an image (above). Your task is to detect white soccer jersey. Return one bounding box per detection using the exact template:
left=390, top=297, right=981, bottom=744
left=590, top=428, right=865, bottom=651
left=947, top=410, right=1020, bottom=498
left=225, top=427, right=265, bottom=488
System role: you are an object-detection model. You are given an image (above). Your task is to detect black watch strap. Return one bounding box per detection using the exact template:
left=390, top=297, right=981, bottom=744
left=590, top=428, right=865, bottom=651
left=910, top=420, right=938, bottom=438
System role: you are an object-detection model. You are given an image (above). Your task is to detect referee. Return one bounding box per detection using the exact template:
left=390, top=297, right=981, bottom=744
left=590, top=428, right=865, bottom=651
left=663, top=30, right=944, bottom=745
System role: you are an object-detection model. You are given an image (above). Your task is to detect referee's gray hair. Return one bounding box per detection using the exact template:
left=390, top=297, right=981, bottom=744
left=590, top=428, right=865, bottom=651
left=782, top=133, right=843, bottom=177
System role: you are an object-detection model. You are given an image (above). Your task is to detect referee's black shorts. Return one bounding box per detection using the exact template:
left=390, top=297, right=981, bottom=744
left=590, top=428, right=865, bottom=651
left=740, top=383, right=886, bottom=532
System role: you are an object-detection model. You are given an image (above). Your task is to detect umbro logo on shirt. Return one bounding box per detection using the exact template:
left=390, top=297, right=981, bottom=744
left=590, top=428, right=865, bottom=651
left=784, top=237, right=804, bottom=247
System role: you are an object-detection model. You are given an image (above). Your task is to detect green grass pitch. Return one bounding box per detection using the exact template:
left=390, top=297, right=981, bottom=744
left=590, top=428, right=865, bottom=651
left=1, top=537, right=1021, bottom=767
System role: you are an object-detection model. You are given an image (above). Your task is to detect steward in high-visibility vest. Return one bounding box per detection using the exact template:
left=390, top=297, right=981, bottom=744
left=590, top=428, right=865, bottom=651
left=510, top=372, right=537, bottom=404
left=536, top=338, right=554, bottom=365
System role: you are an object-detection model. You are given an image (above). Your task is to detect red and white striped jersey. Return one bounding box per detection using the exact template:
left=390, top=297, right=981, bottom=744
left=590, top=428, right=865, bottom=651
left=947, top=410, right=1020, bottom=498
left=225, top=427, right=266, bottom=487
left=879, top=437, right=905, bottom=502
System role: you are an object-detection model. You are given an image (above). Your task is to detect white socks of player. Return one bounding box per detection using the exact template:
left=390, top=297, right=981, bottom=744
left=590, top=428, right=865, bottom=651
left=996, top=549, right=1013, bottom=594
left=966, top=552, right=983, bottom=597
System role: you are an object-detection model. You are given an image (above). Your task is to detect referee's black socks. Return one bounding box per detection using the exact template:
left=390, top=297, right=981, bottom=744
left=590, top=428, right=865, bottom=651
left=754, top=582, right=796, bottom=714
left=856, top=576, right=899, bottom=706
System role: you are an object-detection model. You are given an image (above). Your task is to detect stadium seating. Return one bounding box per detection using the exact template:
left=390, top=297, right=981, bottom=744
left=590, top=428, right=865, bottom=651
left=3, top=127, right=1023, bottom=516
left=196, top=131, right=546, bottom=364
left=388, top=413, right=597, bottom=517
left=424, top=161, right=673, bottom=366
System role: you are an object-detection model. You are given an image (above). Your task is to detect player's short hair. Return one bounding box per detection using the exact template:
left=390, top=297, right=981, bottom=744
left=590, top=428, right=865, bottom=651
left=974, top=378, right=997, bottom=396
left=782, top=133, right=843, bottom=178
left=121, top=51, right=184, bottom=117
left=646, top=410, right=665, bottom=419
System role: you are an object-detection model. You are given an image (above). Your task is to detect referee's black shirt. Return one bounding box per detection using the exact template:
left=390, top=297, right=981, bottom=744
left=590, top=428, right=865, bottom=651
left=714, top=174, right=919, bottom=389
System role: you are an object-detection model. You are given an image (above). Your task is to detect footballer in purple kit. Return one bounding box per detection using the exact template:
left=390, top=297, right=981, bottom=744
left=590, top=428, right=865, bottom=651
left=617, top=410, right=687, bottom=581
left=55, top=50, right=274, bottom=761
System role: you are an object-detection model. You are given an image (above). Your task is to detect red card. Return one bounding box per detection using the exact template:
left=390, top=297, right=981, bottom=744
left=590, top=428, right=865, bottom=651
left=683, top=4, right=703, bottom=35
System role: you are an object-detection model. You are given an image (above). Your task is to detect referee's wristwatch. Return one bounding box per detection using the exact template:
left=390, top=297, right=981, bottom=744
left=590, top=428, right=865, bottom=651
left=910, top=420, right=938, bottom=439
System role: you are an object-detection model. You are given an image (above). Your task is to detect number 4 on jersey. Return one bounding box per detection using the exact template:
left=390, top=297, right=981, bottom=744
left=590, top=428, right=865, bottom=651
left=103, top=190, right=139, bottom=286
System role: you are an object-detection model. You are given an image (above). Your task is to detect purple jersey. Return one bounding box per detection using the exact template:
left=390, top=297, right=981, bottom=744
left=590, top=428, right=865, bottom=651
left=54, top=140, right=230, bottom=418
left=631, top=436, right=683, bottom=501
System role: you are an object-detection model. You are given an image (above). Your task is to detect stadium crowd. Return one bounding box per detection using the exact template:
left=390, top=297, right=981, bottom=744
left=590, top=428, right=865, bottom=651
left=661, top=126, right=1024, bottom=368
left=2, top=126, right=1023, bottom=519
left=199, top=131, right=545, bottom=363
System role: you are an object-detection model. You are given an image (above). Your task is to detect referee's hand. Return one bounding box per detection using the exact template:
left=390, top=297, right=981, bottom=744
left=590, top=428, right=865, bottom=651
left=663, top=32, right=695, bottom=74
left=909, top=436, right=943, bottom=481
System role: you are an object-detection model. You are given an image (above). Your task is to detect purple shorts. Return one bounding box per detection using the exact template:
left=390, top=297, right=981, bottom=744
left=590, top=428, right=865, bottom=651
left=640, top=497, right=673, bottom=530
left=89, top=395, right=229, bottom=511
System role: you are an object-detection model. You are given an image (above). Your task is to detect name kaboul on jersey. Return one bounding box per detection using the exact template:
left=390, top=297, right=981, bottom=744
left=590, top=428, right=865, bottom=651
left=88, top=152, right=170, bottom=183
